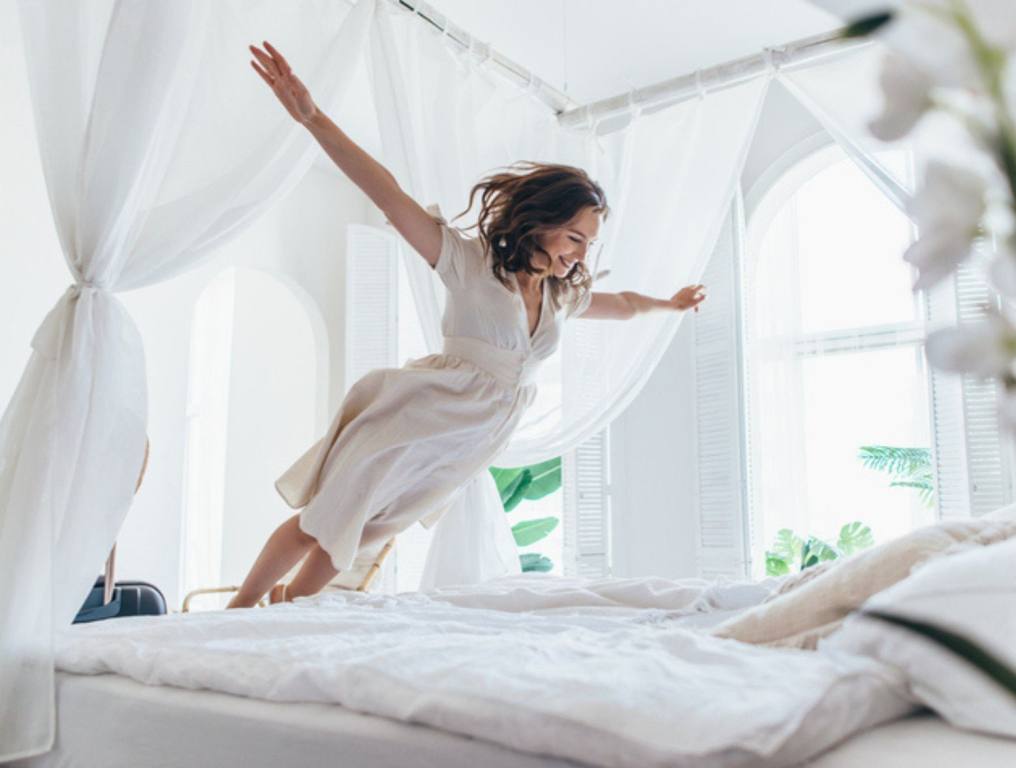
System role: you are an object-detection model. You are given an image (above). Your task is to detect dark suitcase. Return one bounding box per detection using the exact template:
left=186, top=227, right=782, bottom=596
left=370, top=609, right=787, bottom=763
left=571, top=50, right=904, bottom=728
left=73, top=440, right=165, bottom=624
left=74, top=572, right=167, bottom=624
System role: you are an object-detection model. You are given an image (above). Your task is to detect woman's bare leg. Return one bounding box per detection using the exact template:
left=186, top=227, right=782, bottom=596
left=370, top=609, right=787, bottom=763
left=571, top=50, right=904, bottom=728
left=284, top=544, right=339, bottom=601
left=226, top=514, right=317, bottom=608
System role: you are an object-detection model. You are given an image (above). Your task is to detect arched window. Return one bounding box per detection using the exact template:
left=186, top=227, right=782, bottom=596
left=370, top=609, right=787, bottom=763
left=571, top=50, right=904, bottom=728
left=743, top=143, right=933, bottom=576
left=182, top=268, right=327, bottom=604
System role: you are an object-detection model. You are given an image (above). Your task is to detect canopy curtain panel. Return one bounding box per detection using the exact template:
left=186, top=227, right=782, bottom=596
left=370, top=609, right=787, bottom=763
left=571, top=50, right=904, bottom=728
left=1, top=0, right=374, bottom=758
left=367, top=2, right=771, bottom=585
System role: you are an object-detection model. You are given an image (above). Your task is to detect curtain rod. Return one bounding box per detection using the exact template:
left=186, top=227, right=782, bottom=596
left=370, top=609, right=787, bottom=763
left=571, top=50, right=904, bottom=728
left=359, top=2, right=869, bottom=127
left=558, top=29, right=869, bottom=129
left=377, top=0, right=579, bottom=114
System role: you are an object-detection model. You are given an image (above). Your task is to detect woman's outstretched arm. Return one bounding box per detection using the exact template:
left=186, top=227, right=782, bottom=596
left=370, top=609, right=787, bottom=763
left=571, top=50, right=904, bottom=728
left=578, top=284, right=706, bottom=320
left=249, top=41, right=442, bottom=267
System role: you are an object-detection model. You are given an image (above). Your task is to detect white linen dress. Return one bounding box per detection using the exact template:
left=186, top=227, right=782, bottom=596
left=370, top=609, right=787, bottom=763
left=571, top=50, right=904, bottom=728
left=275, top=214, right=593, bottom=572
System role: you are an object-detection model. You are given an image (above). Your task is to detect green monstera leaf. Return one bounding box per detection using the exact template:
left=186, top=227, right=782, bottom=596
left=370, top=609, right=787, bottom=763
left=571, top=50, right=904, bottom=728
left=771, top=529, right=804, bottom=564
left=837, top=522, right=875, bottom=556
left=800, top=536, right=839, bottom=570
left=512, top=517, right=559, bottom=547
left=520, top=553, right=554, bottom=573
left=765, top=552, right=791, bottom=577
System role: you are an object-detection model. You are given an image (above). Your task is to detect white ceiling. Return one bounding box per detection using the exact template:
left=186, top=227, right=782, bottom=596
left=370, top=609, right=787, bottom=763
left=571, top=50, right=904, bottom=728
left=425, top=0, right=849, bottom=106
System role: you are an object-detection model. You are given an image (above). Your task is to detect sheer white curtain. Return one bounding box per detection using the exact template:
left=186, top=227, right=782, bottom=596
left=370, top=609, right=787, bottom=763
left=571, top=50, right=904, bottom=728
left=0, top=0, right=373, bottom=759
left=744, top=178, right=813, bottom=570
left=778, top=39, right=989, bottom=211
left=367, top=2, right=770, bottom=585
left=777, top=43, right=914, bottom=212
left=367, top=1, right=572, bottom=586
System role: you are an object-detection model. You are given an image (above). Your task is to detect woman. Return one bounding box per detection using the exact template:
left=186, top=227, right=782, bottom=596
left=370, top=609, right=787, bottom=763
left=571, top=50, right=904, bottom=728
left=227, top=42, right=706, bottom=608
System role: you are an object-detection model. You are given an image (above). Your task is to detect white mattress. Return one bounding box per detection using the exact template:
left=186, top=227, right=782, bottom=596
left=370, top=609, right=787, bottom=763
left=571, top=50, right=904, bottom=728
left=10, top=671, right=578, bottom=768
left=808, top=712, right=1016, bottom=767
left=7, top=672, right=1015, bottom=768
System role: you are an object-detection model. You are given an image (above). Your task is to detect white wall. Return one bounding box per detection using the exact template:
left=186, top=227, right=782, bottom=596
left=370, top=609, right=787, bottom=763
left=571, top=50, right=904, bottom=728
left=609, top=81, right=823, bottom=579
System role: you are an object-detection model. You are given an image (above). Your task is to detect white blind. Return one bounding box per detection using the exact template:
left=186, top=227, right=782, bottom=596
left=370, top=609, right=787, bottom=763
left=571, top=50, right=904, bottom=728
left=560, top=287, right=613, bottom=578
left=925, top=241, right=1012, bottom=519
left=694, top=195, right=750, bottom=579
left=343, top=224, right=400, bottom=591
left=562, top=427, right=611, bottom=577
left=345, top=224, right=400, bottom=390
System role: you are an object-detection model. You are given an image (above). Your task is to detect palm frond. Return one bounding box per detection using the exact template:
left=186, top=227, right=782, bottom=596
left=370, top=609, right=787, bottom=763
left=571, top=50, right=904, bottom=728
left=858, top=445, right=932, bottom=476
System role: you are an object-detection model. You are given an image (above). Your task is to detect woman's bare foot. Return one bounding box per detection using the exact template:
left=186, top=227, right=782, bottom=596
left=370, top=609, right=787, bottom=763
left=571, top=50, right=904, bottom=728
left=269, top=584, right=288, bottom=604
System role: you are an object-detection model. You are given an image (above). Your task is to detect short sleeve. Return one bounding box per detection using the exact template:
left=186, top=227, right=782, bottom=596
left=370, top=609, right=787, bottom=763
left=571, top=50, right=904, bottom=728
left=566, top=283, right=593, bottom=319
left=427, top=203, right=471, bottom=290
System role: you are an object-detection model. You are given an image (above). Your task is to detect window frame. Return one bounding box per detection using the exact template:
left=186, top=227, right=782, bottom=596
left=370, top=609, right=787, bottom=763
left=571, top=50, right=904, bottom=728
left=739, top=137, right=936, bottom=571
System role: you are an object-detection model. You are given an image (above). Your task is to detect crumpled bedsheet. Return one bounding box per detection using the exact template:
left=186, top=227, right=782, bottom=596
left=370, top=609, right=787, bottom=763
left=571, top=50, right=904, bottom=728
left=56, top=574, right=912, bottom=767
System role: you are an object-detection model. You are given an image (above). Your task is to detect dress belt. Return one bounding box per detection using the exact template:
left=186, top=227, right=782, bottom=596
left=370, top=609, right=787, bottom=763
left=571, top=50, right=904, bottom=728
left=441, top=335, right=539, bottom=388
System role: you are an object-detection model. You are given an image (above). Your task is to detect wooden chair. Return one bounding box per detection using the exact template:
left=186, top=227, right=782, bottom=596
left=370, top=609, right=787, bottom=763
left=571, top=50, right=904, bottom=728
left=180, top=537, right=396, bottom=612
left=118, top=437, right=392, bottom=613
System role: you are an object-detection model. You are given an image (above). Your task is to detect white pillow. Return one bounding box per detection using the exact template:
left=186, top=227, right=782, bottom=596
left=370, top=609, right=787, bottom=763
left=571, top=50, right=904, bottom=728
left=823, top=537, right=1016, bottom=738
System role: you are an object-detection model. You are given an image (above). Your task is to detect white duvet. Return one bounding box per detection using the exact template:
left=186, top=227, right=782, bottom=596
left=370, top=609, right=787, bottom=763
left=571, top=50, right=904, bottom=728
left=56, top=575, right=913, bottom=767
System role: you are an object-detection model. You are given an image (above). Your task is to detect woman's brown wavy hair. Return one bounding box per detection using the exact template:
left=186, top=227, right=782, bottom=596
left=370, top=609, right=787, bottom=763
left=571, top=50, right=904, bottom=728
left=452, top=162, right=608, bottom=310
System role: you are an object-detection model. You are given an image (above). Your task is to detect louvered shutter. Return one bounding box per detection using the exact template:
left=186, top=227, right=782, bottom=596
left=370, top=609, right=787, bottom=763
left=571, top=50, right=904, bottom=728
left=341, top=224, right=400, bottom=592
left=562, top=428, right=611, bottom=577
left=345, top=224, right=399, bottom=390
left=561, top=301, right=612, bottom=578
left=925, top=241, right=1013, bottom=518
left=694, top=195, right=750, bottom=579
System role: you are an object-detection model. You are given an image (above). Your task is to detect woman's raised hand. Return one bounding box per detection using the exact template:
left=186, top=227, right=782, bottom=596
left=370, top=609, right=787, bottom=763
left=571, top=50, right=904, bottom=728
left=670, top=284, right=706, bottom=313
left=249, top=41, right=318, bottom=124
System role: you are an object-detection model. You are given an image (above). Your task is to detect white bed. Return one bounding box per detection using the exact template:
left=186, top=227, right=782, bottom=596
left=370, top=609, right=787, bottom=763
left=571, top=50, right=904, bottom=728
left=6, top=671, right=1014, bottom=768
left=6, top=573, right=1016, bottom=768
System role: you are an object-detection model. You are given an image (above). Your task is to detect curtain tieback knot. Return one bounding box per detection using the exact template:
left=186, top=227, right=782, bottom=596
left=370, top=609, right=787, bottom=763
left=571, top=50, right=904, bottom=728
left=30, top=282, right=107, bottom=359
left=73, top=280, right=105, bottom=293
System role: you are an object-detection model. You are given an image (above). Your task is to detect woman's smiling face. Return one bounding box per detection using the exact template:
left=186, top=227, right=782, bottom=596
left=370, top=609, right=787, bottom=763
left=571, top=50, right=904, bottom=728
left=533, top=206, right=602, bottom=279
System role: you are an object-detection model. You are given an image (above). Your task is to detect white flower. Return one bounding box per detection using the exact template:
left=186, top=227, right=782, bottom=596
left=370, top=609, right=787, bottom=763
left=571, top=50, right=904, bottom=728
left=866, top=0, right=1016, bottom=142
left=989, top=240, right=1016, bottom=296
left=878, top=5, right=977, bottom=89
left=868, top=51, right=935, bottom=140
left=885, top=2, right=1015, bottom=74
left=904, top=161, right=986, bottom=290
left=925, top=310, right=1016, bottom=378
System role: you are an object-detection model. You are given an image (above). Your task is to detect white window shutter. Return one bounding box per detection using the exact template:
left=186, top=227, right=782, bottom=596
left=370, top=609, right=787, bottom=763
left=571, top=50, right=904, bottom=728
left=925, top=242, right=1013, bottom=518
left=345, top=224, right=399, bottom=391
left=343, top=224, right=400, bottom=592
left=694, top=195, right=750, bottom=579
left=561, top=298, right=612, bottom=578
left=562, top=427, right=611, bottom=577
